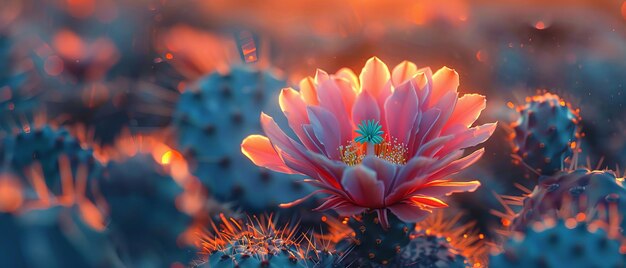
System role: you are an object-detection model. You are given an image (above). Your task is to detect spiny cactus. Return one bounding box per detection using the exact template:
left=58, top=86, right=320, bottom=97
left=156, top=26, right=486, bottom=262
left=99, top=154, right=195, bottom=268
left=341, top=214, right=484, bottom=268
left=196, top=214, right=314, bottom=268
left=306, top=249, right=343, bottom=268
left=510, top=168, right=626, bottom=233
left=0, top=124, right=101, bottom=198
left=0, top=205, right=122, bottom=268
left=390, top=235, right=468, bottom=268
left=346, top=211, right=414, bottom=265
left=491, top=220, right=626, bottom=268
left=172, top=66, right=315, bottom=214
left=203, top=243, right=307, bottom=268
left=510, top=92, right=580, bottom=176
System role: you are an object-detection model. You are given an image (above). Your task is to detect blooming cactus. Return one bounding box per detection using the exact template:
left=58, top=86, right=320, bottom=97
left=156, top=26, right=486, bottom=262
left=241, top=57, right=496, bottom=227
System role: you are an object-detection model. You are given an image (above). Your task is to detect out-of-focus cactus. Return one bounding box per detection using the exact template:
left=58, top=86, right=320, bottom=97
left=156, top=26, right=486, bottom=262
left=0, top=33, right=41, bottom=131
left=510, top=92, right=580, bottom=176
left=0, top=205, right=122, bottom=268
left=491, top=220, right=625, bottom=267
left=25, top=0, right=181, bottom=144
left=99, top=154, right=195, bottom=268
left=510, top=168, right=626, bottom=233
left=172, top=66, right=315, bottom=214
left=0, top=124, right=101, bottom=199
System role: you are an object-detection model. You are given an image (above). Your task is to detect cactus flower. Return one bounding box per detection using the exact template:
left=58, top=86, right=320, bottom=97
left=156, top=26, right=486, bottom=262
left=242, top=57, right=496, bottom=227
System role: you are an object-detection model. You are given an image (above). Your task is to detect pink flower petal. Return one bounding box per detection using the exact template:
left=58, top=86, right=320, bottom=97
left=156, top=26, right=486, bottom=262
left=316, top=79, right=353, bottom=144
left=412, top=180, right=481, bottom=197
left=299, top=76, right=318, bottom=105
left=305, top=150, right=348, bottom=189
left=333, top=204, right=366, bottom=216
left=429, top=66, right=459, bottom=107
left=413, top=68, right=432, bottom=107
left=388, top=203, right=430, bottom=223
left=360, top=155, right=398, bottom=195
left=352, top=90, right=380, bottom=128
left=392, top=61, right=419, bottom=87
left=384, top=79, right=419, bottom=145
left=341, top=165, right=385, bottom=208
left=279, top=189, right=325, bottom=208
left=260, top=113, right=313, bottom=174
left=315, top=68, right=329, bottom=84
left=428, top=148, right=485, bottom=182
left=410, top=108, right=441, bottom=154
left=438, top=122, right=497, bottom=157
left=241, top=134, right=297, bottom=174
left=261, top=113, right=341, bottom=190
left=335, top=67, right=360, bottom=91
left=388, top=150, right=465, bottom=203
left=307, top=106, right=342, bottom=160
left=386, top=156, right=437, bottom=203
left=414, top=135, right=454, bottom=158
left=302, top=124, right=325, bottom=153
left=279, top=88, right=320, bottom=152
left=334, top=78, right=357, bottom=119
left=314, top=196, right=349, bottom=211
left=425, top=91, right=458, bottom=141
left=444, top=94, right=486, bottom=133
left=359, top=56, right=390, bottom=99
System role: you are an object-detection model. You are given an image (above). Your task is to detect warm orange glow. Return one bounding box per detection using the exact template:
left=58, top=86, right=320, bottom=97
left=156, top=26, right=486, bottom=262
left=78, top=199, right=106, bottom=231
left=409, top=195, right=448, bottom=208
left=534, top=21, right=546, bottom=30
left=165, top=53, right=174, bottom=60
left=501, top=218, right=511, bottom=227
left=565, top=218, right=577, bottom=229
left=44, top=56, right=64, bottom=76
left=570, top=141, right=577, bottom=149
left=177, top=81, right=187, bottom=93
left=66, top=0, right=95, bottom=18
left=476, top=49, right=488, bottom=62
left=408, top=0, right=469, bottom=26
left=622, top=2, right=626, bottom=20
left=176, top=179, right=206, bottom=215
left=506, top=102, right=515, bottom=109
left=158, top=25, right=238, bottom=79
left=0, top=177, right=23, bottom=213
left=53, top=30, right=85, bottom=60
left=575, top=212, right=586, bottom=222
left=161, top=150, right=174, bottom=165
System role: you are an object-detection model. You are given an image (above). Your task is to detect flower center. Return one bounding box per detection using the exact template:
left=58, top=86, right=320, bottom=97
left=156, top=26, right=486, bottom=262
left=339, top=138, right=408, bottom=166
left=340, top=120, right=408, bottom=166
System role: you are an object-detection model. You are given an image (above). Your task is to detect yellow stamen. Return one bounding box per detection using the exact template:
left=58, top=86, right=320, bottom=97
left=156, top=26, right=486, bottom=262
left=339, top=136, right=408, bottom=166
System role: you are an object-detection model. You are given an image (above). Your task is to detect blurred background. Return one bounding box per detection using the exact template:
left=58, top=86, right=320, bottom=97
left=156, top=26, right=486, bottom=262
left=1, top=0, right=625, bottom=267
